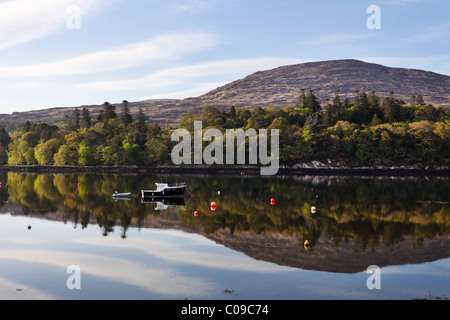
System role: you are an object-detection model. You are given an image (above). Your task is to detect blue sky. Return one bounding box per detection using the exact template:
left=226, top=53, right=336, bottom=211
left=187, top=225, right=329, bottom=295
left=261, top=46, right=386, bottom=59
left=0, top=0, right=449, bottom=113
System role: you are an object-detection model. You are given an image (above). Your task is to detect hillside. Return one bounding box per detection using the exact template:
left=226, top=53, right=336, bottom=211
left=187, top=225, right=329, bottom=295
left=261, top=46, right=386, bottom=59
left=1, top=59, right=449, bottom=127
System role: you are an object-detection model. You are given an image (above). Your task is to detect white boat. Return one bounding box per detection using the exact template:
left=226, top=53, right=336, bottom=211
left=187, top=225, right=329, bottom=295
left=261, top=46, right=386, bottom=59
left=112, top=191, right=132, bottom=198
left=141, top=183, right=186, bottom=198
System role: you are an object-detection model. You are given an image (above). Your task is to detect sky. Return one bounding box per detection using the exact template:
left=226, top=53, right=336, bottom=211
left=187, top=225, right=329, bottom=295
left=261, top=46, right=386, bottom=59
left=0, top=0, right=449, bottom=113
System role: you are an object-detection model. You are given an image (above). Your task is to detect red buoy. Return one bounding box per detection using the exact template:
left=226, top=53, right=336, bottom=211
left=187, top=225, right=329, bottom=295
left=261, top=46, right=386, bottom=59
left=211, top=202, right=217, bottom=211
left=271, top=198, right=276, bottom=205
left=194, top=211, right=199, bottom=217
left=311, top=206, right=316, bottom=214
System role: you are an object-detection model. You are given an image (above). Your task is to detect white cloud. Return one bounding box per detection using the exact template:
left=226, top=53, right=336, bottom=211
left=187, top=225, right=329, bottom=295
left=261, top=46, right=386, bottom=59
left=75, top=230, right=295, bottom=273
left=0, top=0, right=109, bottom=50
left=76, top=57, right=304, bottom=91
left=0, top=248, right=216, bottom=298
left=0, top=32, right=217, bottom=77
left=3, top=82, right=50, bottom=90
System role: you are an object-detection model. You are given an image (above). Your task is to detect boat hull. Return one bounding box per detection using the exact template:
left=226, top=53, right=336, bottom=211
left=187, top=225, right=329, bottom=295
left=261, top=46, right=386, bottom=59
left=112, top=192, right=132, bottom=198
left=141, top=186, right=186, bottom=198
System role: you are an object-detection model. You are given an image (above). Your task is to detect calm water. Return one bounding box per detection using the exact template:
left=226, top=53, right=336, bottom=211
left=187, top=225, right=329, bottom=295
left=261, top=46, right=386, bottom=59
left=0, top=171, right=448, bottom=300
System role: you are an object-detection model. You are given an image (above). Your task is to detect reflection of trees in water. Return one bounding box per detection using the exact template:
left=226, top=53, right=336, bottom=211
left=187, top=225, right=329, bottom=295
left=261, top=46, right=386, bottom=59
left=180, top=175, right=449, bottom=251
left=1, top=172, right=448, bottom=249
left=3, top=172, right=156, bottom=236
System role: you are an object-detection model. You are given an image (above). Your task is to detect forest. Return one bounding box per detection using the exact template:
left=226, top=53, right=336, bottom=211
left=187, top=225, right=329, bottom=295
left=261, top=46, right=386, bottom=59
left=0, top=89, right=449, bottom=168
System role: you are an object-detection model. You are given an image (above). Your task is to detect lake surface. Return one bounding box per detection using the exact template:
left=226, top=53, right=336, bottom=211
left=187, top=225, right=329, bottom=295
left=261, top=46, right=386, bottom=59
left=0, top=171, right=448, bottom=300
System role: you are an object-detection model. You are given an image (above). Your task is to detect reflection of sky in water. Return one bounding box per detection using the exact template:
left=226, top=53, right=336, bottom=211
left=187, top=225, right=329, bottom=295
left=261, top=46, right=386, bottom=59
left=0, top=214, right=448, bottom=300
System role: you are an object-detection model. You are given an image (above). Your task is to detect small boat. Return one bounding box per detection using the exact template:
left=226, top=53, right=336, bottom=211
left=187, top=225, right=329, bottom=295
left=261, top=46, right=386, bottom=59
left=112, top=191, right=132, bottom=198
left=141, top=182, right=186, bottom=198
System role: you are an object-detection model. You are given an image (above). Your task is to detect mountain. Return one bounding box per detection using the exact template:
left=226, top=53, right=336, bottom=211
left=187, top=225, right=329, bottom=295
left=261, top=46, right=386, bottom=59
left=1, top=59, right=449, bottom=127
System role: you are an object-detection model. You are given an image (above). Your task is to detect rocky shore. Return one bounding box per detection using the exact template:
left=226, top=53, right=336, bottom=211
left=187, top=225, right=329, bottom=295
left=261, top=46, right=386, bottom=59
left=0, top=164, right=449, bottom=176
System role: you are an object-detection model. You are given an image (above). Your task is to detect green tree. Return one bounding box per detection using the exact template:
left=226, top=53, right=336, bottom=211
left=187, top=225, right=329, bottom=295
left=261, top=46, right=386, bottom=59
left=298, top=88, right=321, bottom=114
left=382, top=92, right=401, bottom=123
left=0, top=126, right=11, bottom=147
left=73, top=108, right=80, bottom=130
left=54, top=145, right=78, bottom=166
left=78, top=140, right=94, bottom=166
left=145, top=137, right=170, bottom=165
left=0, top=126, right=11, bottom=164
left=120, top=100, right=133, bottom=126
left=23, top=121, right=31, bottom=133
left=35, top=139, right=60, bottom=165
left=136, top=108, right=148, bottom=147
left=99, top=102, right=117, bottom=123
left=229, top=106, right=237, bottom=120
left=410, top=95, right=417, bottom=107
left=369, top=114, right=382, bottom=126
left=416, top=94, right=425, bottom=106
left=122, top=134, right=140, bottom=165
left=356, top=135, right=371, bottom=164
left=351, top=90, right=371, bottom=124
left=368, top=91, right=381, bottom=115
left=358, top=90, right=371, bottom=124
left=324, top=93, right=343, bottom=126
left=7, top=132, right=26, bottom=165
left=102, top=137, right=123, bottom=166
left=81, top=108, right=92, bottom=129
left=248, top=107, right=267, bottom=130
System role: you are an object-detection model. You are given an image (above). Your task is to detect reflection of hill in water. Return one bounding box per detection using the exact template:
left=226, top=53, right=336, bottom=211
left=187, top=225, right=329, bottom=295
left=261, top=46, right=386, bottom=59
left=202, top=229, right=450, bottom=274
left=1, top=172, right=448, bottom=273
left=4, top=204, right=449, bottom=274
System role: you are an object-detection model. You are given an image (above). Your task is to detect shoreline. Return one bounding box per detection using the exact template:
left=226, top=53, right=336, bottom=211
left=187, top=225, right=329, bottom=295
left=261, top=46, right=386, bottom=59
left=0, top=165, right=449, bottom=176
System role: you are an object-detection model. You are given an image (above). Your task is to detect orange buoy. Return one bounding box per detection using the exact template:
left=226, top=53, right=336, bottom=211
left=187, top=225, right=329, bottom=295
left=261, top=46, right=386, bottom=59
left=304, top=240, right=310, bottom=250
left=311, top=206, right=316, bottom=214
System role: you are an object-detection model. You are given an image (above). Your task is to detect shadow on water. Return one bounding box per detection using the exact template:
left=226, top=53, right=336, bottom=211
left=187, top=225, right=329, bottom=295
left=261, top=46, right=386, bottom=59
left=0, top=171, right=448, bottom=273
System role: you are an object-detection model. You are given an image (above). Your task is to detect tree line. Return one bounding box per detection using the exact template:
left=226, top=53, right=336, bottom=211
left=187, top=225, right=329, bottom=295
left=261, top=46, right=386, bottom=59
left=0, top=90, right=449, bottom=168
left=3, top=100, right=171, bottom=167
